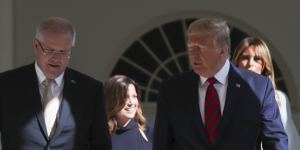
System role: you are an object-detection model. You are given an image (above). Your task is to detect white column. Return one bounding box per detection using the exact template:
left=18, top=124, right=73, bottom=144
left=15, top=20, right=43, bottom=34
left=0, top=1, right=13, bottom=149
left=0, top=0, right=14, bottom=72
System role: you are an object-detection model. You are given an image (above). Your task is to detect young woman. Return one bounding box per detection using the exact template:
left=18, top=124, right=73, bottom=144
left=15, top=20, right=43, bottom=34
left=232, top=36, right=300, bottom=150
left=104, top=75, right=153, bottom=150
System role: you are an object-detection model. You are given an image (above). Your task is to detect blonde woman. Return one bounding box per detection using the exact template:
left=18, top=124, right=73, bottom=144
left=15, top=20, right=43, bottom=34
left=232, top=36, right=300, bottom=150
left=104, top=75, right=153, bottom=150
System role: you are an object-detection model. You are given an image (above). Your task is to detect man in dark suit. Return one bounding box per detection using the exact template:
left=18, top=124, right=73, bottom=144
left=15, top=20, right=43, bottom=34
left=153, top=18, right=288, bottom=150
left=0, top=17, right=111, bottom=150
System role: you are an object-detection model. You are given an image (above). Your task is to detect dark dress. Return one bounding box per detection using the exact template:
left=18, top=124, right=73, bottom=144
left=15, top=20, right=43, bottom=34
left=111, top=119, right=153, bottom=150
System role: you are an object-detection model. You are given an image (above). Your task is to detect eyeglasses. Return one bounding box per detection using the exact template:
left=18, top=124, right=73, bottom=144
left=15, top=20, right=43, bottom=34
left=35, top=39, right=72, bottom=58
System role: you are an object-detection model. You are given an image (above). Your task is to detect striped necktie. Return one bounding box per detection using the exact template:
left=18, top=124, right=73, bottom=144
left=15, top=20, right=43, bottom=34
left=42, top=79, right=58, bottom=136
left=204, top=77, right=221, bottom=145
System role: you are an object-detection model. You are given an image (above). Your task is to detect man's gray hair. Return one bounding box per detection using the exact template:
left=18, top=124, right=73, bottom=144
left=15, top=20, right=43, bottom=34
left=187, top=18, right=231, bottom=53
left=35, top=17, right=76, bottom=46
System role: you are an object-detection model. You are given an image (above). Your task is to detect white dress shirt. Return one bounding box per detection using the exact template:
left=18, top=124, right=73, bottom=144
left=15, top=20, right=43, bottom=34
left=35, top=62, right=64, bottom=99
left=198, top=59, right=230, bottom=123
left=35, top=62, right=64, bottom=135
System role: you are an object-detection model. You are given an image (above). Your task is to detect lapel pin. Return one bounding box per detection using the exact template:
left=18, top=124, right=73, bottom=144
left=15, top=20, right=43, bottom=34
left=235, top=83, right=241, bottom=88
left=71, top=79, right=76, bottom=84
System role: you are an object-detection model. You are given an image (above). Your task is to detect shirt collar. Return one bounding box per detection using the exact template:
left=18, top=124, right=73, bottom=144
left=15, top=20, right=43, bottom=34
left=199, top=59, right=230, bottom=86
left=35, top=61, right=64, bottom=87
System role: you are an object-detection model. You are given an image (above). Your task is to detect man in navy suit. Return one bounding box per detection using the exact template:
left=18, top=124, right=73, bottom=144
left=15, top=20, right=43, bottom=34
left=0, top=17, right=111, bottom=150
left=153, top=18, right=288, bottom=150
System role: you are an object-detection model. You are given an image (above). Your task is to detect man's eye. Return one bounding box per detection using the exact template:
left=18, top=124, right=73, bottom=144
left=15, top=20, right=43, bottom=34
left=189, top=46, right=205, bottom=51
left=45, top=49, right=55, bottom=53
left=58, top=50, right=66, bottom=54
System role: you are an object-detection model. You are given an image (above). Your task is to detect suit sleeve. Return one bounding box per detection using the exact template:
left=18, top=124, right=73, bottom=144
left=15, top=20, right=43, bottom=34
left=261, top=79, right=288, bottom=150
left=89, top=83, right=112, bottom=150
left=153, top=81, right=173, bottom=150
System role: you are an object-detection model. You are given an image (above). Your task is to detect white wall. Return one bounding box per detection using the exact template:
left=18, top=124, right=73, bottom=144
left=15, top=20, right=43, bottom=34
left=0, top=0, right=13, bottom=72
left=2, top=0, right=300, bottom=129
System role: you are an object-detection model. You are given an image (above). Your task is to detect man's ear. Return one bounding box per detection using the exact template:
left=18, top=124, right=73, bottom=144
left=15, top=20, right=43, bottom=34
left=219, top=47, right=228, bottom=56
left=33, top=39, right=38, bottom=48
left=32, top=39, right=38, bottom=54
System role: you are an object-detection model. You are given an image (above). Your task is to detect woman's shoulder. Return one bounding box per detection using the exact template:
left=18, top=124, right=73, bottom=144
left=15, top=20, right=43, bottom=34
left=275, top=90, right=288, bottom=105
left=276, top=90, right=287, bottom=98
left=144, top=124, right=154, bottom=139
left=145, top=124, right=153, bottom=131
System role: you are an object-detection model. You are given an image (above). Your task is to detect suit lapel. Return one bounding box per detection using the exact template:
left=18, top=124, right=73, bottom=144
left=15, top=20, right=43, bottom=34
left=216, top=64, right=243, bottom=144
left=51, top=69, right=78, bottom=140
left=188, top=72, right=210, bottom=145
left=25, top=64, right=49, bottom=139
left=27, top=65, right=79, bottom=140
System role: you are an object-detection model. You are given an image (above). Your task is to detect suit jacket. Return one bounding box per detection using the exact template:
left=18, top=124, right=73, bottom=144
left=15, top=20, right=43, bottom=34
left=0, top=63, right=112, bottom=150
left=153, top=64, right=288, bottom=150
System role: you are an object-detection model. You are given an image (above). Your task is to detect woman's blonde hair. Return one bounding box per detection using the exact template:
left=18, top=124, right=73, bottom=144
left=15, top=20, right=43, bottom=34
left=104, top=75, right=147, bottom=134
left=232, top=37, right=281, bottom=107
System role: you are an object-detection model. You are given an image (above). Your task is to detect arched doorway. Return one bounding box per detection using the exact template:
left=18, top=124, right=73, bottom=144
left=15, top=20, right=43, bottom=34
left=109, top=15, right=289, bottom=124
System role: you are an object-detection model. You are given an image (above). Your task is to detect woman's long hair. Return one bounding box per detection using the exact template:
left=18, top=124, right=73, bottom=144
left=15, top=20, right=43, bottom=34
left=232, top=37, right=281, bottom=107
left=104, top=75, right=147, bottom=134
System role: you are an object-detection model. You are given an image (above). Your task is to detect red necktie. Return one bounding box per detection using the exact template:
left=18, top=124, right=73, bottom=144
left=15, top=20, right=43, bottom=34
left=205, top=77, right=221, bottom=144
